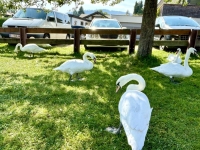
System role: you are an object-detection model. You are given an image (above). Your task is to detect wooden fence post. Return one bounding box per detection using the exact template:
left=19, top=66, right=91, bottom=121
left=74, top=29, right=80, bottom=53
left=20, top=27, right=27, bottom=46
left=188, top=29, right=197, bottom=49
left=129, top=29, right=136, bottom=54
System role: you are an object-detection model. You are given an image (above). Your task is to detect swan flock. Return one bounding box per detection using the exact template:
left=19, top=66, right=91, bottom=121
left=151, top=47, right=198, bottom=82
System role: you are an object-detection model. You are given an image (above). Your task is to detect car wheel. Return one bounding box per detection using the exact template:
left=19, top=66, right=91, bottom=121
left=84, top=45, right=90, bottom=50
left=66, top=34, right=70, bottom=39
left=159, top=37, right=167, bottom=50
left=43, top=34, right=50, bottom=39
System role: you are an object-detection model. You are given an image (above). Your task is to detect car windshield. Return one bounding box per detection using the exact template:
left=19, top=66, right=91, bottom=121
left=164, top=17, right=200, bottom=27
left=13, top=8, right=47, bottom=19
left=90, top=20, right=121, bottom=28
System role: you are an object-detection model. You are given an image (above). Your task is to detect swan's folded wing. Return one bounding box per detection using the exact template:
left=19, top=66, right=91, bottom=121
left=126, top=106, right=152, bottom=131
left=119, top=96, right=152, bottom=132
left=151, top=62, right=185, bottom=76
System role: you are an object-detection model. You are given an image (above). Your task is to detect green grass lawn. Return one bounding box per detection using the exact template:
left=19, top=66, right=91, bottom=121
left=0, top=43, right=200, bottom=150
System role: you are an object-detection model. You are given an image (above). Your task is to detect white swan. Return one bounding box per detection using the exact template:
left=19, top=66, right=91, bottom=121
left=14, top=43, right=46, bottom=57
left=53, top=52, right=96, bottom=81
left=151, top=47, right=198, bottom=82
left=167, top=48, right=182, bottom=64
left=106, top=73, right=153, bottom=150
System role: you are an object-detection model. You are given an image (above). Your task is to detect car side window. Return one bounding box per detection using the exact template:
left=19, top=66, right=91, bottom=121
left=47, top=12, right=56, bottom=22
left=65, top=14, right=70, bottom=24
left=55, top=12, right=64, bottom=23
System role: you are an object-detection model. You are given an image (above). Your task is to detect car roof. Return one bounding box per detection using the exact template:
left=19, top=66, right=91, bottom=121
left=92, top=18, right=117, bottom=21
left=161, top=16, right=192, bottom=20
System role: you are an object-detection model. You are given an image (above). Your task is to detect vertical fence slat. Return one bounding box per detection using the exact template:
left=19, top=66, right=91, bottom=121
left=129, top=29, right=136, bottom=54
left=74, top=29, right=80, bottom=53
left=188, top=29, right=197, bottom=49
left=20, top=28, right=27, bottom=46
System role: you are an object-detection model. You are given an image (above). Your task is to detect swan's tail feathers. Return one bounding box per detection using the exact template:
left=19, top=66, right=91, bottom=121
left=53, top=67, right=60, bottom=71
left=40, top=48, right=46, bottom=51
left=150, top=67, right=157, bottom=71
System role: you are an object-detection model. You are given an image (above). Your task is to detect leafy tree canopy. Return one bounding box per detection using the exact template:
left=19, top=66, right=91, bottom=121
left=0, top=0, right=124, bottom=11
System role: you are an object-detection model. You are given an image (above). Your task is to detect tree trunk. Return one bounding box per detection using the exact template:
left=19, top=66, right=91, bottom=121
left=137, top=0, right=158, bottom=57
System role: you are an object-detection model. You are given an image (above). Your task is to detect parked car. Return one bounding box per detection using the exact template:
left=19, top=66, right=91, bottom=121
left=154, top=15, right=200, bottom=50
left=70, top=25, right=85, bottom=39
left=0, top=8, right=71, bottom=45
left=84, top=18, right=129, bottom=50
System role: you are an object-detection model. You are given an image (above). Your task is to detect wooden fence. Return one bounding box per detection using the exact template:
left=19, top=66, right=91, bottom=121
left=0, top=27, right=199, bottom=54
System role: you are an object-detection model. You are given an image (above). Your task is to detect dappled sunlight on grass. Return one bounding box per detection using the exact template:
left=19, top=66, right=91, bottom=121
left=1, top=43, right=200, bottom=149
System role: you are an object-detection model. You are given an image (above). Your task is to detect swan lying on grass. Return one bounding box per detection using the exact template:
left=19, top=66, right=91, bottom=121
left=53, top=52, right=96, bottom=82
left=151, top=47, right=199, bottom=83
left=167, top=48, right=182, bottom=64
left=106, top=73, right=153, bottom=150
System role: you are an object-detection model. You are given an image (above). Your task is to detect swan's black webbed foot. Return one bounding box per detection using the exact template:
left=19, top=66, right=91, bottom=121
left=170, top=77, right=180, bottom=84
left=105, top=127, right=121, bottom=134
left=105, top=122, right=122, bottom=134
left=76, top=73, right=85, bottom=81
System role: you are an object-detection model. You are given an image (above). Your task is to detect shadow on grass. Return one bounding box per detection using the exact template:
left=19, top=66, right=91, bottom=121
left=1, top=43, right=200, bottom=149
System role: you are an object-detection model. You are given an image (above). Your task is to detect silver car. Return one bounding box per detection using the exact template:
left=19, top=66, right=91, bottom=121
left=154, top=15, right=200, bottom=50
left=84, top=18, right=129, bottom=50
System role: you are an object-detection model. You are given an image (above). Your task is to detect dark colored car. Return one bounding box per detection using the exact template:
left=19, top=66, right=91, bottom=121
left=70, top=25, right=85, bottom=39
left=154, top=15, right=200, bottom=50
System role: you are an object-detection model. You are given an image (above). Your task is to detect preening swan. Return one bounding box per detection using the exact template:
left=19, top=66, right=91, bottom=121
left=53, top=52, right=96, bottom=81
left=167, top=48, right=182, bottom=64
left=14, top=43, right=46, bottom=57
left=106, top=73, right=153, bottom=150
left=151, top=47, right=198, bottom=82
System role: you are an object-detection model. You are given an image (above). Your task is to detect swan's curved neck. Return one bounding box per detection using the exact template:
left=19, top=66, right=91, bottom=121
left=183, top=50, right=191, bottom=68
left=123, top=74, right=146, bottom=91
left=83, top=53, right=89, bottom=61
left=14, top=43, right=23, bottom=52
left=175, top=51, right=181, bottom=61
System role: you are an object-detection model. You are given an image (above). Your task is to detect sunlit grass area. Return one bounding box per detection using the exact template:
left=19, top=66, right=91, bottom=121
left=0, top=43, right=200, bottom=150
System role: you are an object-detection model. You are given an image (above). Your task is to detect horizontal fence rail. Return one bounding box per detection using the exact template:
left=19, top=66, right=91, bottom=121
left=0, top=28, right=199, bottom=54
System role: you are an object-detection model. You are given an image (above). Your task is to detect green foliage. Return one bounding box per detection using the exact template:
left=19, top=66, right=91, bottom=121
left=72, top=6, right=85, bottom=17
left=164, top=0, right=188, bottom=5
left=97, top=9, right=108, bottom=15
left=133, top=1, right=143, bottom=15
left=0, top=17, right=7, bottom=26
left=0, top=0, right=124, bottom=11
left=0, top=43, right=200, bottom=149
left=126, top=10, right=130, bottom=15
left=72, top=10, right=78, bottom=16
left=157, top=8, right=161, bottom=17
left=78, top=6, right=85, bottom=16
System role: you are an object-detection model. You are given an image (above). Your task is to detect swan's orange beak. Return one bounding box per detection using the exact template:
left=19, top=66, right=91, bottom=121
left=116, top=85, right=120, bottom=93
